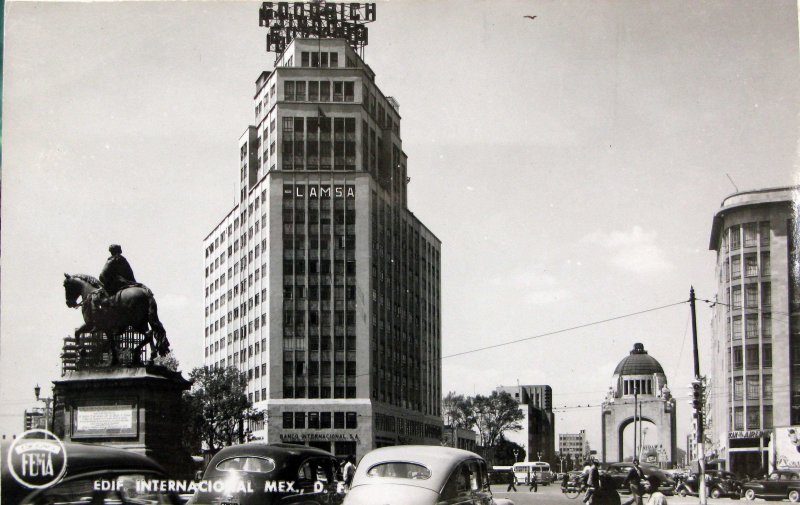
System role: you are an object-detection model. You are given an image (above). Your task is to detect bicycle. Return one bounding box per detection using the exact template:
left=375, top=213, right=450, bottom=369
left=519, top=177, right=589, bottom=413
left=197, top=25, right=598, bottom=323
left=562, top=478, right=584, bottom=499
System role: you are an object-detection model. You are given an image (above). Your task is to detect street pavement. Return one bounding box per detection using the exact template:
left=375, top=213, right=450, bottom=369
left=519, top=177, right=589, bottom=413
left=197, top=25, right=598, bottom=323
left=489, top=484, right=749, bottom=505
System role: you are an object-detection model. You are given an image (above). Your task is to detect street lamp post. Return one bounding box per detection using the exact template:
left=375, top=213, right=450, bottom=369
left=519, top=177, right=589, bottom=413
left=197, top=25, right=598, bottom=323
left=513, top=449, right=519, bottom=463
left=34, top=384, right=53, bottom=432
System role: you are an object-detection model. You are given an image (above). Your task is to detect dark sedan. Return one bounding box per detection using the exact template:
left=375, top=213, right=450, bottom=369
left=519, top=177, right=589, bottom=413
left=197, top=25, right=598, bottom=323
left=603, top=462, right=675, bottom=495
left=189, top=443, right=345, bottom=505
left=742, top=470, right=800, bottom=502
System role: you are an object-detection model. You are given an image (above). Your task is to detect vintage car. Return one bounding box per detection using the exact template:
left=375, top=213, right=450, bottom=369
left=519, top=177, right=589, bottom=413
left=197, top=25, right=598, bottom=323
left=603, top=462, right=675, bottom=495
left=675, top=471, right=742, bottom=499
left=1, top=440, right=182, bottom=505
left=343, top=445, right=513, bottom=505
left=189, top=442, right=344, bottom=505
left=742, top=470, right=800, bottom=502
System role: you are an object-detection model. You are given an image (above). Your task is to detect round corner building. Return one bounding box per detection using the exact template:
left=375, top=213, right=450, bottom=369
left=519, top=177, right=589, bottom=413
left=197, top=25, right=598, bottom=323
left=601, top=343, right=677, bottom=467
left=707, top=186, right=799, bottom=476
left=202, top=7, right=443, bottom=459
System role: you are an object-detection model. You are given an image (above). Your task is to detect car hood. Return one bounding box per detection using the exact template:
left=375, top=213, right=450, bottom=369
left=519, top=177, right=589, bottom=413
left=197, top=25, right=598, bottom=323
left=344, top=483, right=439, bottom=505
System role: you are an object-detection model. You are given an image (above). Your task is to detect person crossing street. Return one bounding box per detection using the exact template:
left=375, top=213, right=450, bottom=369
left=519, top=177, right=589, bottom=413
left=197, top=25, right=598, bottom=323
left=528, top=471, right=538, bottom=492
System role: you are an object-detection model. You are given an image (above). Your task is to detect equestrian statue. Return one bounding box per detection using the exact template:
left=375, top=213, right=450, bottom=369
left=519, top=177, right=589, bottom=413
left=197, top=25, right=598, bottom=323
left=63, top=244, right=170, bottom=366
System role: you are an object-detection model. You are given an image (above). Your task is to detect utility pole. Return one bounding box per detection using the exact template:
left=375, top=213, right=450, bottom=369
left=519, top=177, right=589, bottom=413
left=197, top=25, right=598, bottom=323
left=633, top=385, right=638, bottom=462
left=638, top=401, right=643, bottom=460
left=690, top=287, right=707, bottom=505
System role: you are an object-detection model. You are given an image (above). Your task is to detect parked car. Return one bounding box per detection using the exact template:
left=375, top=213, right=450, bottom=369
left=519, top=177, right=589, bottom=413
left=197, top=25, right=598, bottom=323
left=343, top=445, right=514, bottom=505
left=742, top=470, right=800, bottom=502
left=604, top=462, right=675, bottom=495
left=675, top=471, right=741, bottom=499
left=1, top=440, right=181, bottom=505
left=707, top=470, right=743, bottom=499
left=189, top=442, right=344, bottom=505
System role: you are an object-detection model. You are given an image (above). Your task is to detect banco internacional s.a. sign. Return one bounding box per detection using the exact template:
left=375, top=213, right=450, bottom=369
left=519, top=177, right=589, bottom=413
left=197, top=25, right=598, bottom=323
left=259, top=1, right=376, bottom=54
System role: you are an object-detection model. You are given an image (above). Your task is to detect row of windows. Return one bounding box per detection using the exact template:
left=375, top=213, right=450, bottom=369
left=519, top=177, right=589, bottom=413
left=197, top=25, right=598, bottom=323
left=622, top=379, right=654, bottom=396
left=729, top=282, right=771, bottom=309
left=730, top=343, right=772, bottom=370
left=284, top=80, right=355, bottom=102
left=724, top=222, right=770, bottom=251
left=731, top=405, right=773, bottom=431
left=282, top=411, right=357, bottom=429
left=729, top=314, right=772, bottom=340
left=281, top=117, right=357, bottom=171
left=731, top=374, right=773, bottom=400
left=299, top=51, right=351, bottom=68
left=724, top=252, right=770, bottom=280
left=282, top=385, right=357, bottom=399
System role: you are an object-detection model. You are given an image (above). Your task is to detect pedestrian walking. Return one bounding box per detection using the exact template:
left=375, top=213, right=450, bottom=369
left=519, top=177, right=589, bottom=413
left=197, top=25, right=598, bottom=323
left=621, top=459, right=646, bottom=505
left=343, top=456, right=356, bottom=489
left=529, top=472, right=538, bottom=492
left=506, top=474, right=518, bottom=492
left=645, top=476, right=667, bottom=505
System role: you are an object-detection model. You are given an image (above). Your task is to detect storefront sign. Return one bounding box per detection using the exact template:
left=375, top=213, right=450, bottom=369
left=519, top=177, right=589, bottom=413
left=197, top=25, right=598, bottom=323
left=279, top=432, right=360, bottom=442
left=728, top=430, right=769, bottom=440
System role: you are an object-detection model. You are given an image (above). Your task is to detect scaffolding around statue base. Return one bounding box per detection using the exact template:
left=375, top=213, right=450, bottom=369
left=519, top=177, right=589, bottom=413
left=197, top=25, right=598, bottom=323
left=61, top=328, right=160, bottom=373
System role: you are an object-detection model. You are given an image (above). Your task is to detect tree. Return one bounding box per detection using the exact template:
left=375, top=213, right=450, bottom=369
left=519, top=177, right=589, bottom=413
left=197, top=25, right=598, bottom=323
left=494, top=437, right=526, bottom=466
left=442, top=391, right=476, bottom=429
left=473, top=391, right=524, bottom=449
left=153, top=351, right=180, bottom=371
left=183, top=366, right=253, bottom=455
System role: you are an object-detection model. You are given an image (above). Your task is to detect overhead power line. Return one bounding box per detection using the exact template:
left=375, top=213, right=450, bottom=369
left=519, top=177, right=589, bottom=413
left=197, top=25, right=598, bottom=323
left=441, top=300, right=688, bottom=361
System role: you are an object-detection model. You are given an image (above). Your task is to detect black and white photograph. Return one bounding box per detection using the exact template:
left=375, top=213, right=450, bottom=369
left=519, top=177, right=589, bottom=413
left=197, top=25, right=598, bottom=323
left=1, top=1, right=798, bottom=504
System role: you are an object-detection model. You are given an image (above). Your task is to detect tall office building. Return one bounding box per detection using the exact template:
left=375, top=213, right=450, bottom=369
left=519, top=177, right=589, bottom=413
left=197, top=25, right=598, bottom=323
left=708, top=186, right=799, bottom=475
left=202, top=30, right=442, bottom=457
left=495, top=385, right=555, bottom=463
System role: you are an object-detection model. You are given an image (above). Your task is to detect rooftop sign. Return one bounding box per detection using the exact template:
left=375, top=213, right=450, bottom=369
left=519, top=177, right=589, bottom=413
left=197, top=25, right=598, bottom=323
left=259, top=2, right=376, bottom=54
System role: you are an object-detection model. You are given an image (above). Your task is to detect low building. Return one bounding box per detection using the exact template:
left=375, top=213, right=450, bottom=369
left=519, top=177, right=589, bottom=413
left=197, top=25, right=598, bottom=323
left=559, top=430, right=590, bottom=467
left=443, top=425, right=477, bottom=452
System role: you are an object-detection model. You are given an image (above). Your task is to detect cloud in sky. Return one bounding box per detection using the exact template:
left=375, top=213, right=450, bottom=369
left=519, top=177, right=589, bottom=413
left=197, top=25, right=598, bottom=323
left=583, top=226, right=674, bottom=275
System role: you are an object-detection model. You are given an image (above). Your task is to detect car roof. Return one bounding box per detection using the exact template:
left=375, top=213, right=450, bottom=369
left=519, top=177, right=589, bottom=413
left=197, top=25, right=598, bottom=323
left=1, top=440, right=165, bottom=477
left=351, top=445, right=483, bottom=493
left=1, top=441, right=167, bottom=504
left=204, top=442, right=338, bottom=478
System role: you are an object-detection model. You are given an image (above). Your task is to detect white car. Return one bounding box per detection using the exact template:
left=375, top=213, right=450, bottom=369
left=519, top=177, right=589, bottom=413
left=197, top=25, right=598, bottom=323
left=344, top=445, right=514, bottom=505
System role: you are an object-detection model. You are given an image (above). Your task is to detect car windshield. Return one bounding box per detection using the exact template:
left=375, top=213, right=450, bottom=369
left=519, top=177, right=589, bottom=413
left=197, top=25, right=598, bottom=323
left=215, top=456, right=276, bottom=473
left=367, top=462, right=431, bottom=479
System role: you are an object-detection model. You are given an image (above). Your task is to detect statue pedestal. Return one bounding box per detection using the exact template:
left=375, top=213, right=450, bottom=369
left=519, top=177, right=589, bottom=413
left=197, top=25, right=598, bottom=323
left=52, top=365, right=193, bottom=478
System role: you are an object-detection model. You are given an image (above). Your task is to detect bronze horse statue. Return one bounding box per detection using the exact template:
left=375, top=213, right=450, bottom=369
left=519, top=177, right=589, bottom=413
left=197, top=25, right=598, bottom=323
left=63, top=273, right=170, bottom=365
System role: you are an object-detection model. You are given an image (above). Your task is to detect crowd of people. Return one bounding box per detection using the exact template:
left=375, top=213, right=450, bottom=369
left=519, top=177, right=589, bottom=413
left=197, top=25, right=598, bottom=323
left=559, top=459, right=667, bottom=505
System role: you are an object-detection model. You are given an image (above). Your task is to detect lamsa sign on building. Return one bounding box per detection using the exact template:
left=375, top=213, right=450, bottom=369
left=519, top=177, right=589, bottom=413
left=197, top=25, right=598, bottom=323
left=202, top=2, right=442, bottom=458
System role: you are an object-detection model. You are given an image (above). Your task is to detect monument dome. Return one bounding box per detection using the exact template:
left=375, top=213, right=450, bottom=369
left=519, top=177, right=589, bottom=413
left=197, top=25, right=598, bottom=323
left=613, top=342, right=665, bottom=376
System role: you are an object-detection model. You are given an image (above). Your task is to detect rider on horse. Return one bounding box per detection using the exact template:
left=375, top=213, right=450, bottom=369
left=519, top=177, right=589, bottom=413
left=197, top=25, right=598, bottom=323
left=100, top=244, right=138, bottom=297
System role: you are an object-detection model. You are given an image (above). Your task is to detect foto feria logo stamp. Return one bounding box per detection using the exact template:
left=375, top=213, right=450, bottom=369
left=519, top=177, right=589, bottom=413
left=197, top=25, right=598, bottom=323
left=7, top=429, right=68, bottom=489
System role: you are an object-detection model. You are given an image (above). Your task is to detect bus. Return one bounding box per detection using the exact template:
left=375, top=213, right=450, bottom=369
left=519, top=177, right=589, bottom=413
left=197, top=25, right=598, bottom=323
left=512, top=461, right=553, bottom=485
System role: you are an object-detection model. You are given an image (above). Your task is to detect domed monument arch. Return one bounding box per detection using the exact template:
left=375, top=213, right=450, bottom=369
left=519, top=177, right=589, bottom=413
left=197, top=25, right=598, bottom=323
left=601, top=343, right=677, bottom=467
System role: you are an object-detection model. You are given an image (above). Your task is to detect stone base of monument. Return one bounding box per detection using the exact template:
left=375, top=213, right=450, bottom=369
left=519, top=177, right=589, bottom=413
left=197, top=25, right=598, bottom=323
left=52, top=364, right=193, bottom=478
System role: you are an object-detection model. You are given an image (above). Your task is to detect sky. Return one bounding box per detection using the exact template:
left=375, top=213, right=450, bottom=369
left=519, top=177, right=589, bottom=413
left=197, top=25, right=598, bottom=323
left=1, top=0, right=798, bottom=455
